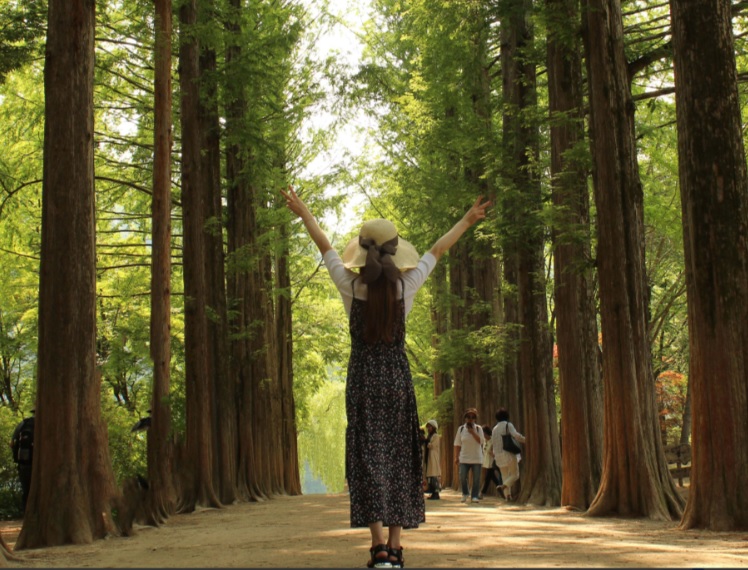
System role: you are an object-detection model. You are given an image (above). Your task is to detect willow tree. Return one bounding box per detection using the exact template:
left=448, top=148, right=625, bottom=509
left=670, top=0, right=748, bottom=531
left=583, top=0, right=683, bottom=519
left=146, top=0, right=177, bottom=524
left=547, top=0, right=603, bottom=510
left=17, top=0, right=121, bottom=547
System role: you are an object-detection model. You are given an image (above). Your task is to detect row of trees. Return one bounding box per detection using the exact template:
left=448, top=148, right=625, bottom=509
left=0, top=0, right=746, bottom=558
left=0, top=0, right=345, bottom=554
left=345, top=0, right=747, bottom=530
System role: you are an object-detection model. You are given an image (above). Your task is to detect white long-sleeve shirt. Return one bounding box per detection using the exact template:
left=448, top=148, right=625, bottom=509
left=323, top=249, right=437, bottom=316
left=492, top=421, right=526, bottom=467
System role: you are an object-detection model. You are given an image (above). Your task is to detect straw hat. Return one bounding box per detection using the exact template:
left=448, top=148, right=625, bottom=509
left=342, top=219, right=420, bottom=281
left=426, top=419, right=438, bottom=430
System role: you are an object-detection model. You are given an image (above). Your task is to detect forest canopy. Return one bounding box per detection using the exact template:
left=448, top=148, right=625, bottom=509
left=0, top=0, right=747, bottom=545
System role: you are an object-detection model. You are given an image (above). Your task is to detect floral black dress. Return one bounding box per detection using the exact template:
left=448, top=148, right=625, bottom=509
left=345, top=282, right=426, bottom=529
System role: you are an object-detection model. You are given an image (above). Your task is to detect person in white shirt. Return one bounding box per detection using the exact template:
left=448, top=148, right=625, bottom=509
left=281, top=187, right=490, bottom=569
left=491, top=408, right=526, bottom=501
left=453, top=408, right=485, bottom=503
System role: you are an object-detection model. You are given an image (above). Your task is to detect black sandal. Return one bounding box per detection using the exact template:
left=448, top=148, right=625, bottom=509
left=388, top=546, right=405, bottom=568
left=367, top=544, right=392, bottom=568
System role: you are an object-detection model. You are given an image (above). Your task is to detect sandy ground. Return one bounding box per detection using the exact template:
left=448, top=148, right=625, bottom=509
left=1, top=489, right=747, bottom=568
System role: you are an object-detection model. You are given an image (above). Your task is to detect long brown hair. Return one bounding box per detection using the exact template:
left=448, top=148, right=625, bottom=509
left=363, top=272, right=402, bottom=344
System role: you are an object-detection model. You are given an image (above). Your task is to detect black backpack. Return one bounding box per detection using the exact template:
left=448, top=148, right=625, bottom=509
left=13, top=418, right=34, bottom=465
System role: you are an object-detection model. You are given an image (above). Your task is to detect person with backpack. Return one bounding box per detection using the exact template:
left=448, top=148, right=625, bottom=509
left=10, top=410, right=34, bottom=512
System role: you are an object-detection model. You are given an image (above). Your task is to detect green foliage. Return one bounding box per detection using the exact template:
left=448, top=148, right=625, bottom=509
left=0, top=409, right=24, bottom=519
left=101, top=387, right=149, bottom=485
left=1, top=0, right=743, bottom=504
left=297, top=379, right=346, bottom=493
left=0, top=0, right=45, bottom=84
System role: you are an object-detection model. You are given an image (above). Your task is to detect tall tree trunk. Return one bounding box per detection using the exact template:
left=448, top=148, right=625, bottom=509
left=670, top=0, right=748, bottom=531
left=583, top=0, right=683, bottom=520
left=17, top=0, right=121, bottom=547
left=446, top=13, right=503, bottom=473
left=466, top=6, right=501, bottom=426
left=223, top=0, right=262, bottom=502
left=277, top=221, right=301, bottom=495
left=179, top=0, right=220, bottom=511
left=429, top=263, right=454, bottom=487
left=262, top=249, right=284, bottom=496
left=147, top=0, right=177, bottom=524
left=547, top=0, right=603, bottom=510
left=502, top=0, right=562, bottom=506
left=199, top=34, right=236, bottom=505
left=449, top=241, right=470, bottom=430
left=678, top=378, right=692, bottom=446
left=499, top=8, right=523, bottom=437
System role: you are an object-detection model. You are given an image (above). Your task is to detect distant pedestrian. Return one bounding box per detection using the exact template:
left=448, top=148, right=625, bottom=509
left=491, top=408, right=525, bottom=501
left=424, top=420, right=441, bottom=500
left=453, top=408, right=485, bottom=503
left=479, top=425, right=502, bottom=499
left=9, top=410, right=35, bottom=512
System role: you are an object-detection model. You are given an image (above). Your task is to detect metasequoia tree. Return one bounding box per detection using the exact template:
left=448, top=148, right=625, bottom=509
left=146, top=0, right=177, bottom=524
left=226, top=2, right=300, bottom=499
left=501, top=0, right=561, bottom=506
left=17, top=0, right=121, bottom=547
left=178, top=0, right=220, bottom=510
left=198, top=7, right=235, bottom=505
left=276, top=220, right=302, bottom=495
left=547, top=0, right=603, bottom=509
left=224, top=0, right=262, bottom=501
left=583, top=0, right=683, bottom=519
left=670, top=0, right=748, bottom=531
left=429, top=263, right=455, bottom=486
left=421, top=1, right=501, bottom=483
left=463, top=2, right=501, bottom=428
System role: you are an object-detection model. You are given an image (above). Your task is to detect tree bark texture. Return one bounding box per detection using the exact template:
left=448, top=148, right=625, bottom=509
left=499, top=7, right=523, bottom=436
left=547, top=0, right=603, bottom=510
left=429, top=263, right=454, bottom=487
left=448, top=242, right=473, bottom=488
left=178, top=0, right=220, bottom=511
left=223, top=0, right=262, bottom=502
left=583, top=0, right=684, bottom=520
left=198, top=36, right=236, bottom=505
left=262, top=251, right=285, bottom=496
left=670, top=0, right=748, bottom=531
left=147, top=0, right=177, bottom=524
left=17, top=0, right=121, bottom=547
left=277, top=223, right=301, bottom=495
left=465, top=9, right=502, bottom=428
left=678, top=378, right=692, bottom=446
left=502, top=0, right=562, bottom=506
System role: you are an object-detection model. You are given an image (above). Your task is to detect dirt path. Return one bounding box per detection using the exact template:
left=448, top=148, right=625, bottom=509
left=2, top=490, right=746, bottom=568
